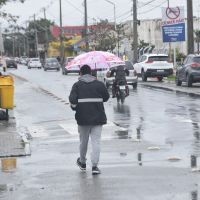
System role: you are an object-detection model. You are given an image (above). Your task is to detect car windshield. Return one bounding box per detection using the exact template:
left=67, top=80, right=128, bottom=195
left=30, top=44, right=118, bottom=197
left=125, top=61, right=134, bottom=70
left=193, top=57, right=200, bottom=64
left=31, top=59, right=39, bottom=61
left=46, top=58, right=58, bottom=63
left=148, top=56, right=168, bottom=62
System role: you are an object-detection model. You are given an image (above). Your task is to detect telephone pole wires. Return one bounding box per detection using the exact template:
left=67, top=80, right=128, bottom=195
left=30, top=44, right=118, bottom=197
left=132, top=0, right=138, bottom=63
left=187, top=0, right=194, bottom=54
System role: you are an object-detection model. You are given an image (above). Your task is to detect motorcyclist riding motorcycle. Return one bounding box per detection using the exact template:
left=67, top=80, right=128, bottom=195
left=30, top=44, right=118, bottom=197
left=110, top=65, right=129, bottom=98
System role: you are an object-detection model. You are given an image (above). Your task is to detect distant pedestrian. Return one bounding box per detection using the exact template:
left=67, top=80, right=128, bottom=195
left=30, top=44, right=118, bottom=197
left=69, top=65, right=109, bottom=175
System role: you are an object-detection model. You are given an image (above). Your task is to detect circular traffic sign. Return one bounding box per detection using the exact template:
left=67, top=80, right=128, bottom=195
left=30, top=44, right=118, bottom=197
left=166, top=7, right=180, bottom=19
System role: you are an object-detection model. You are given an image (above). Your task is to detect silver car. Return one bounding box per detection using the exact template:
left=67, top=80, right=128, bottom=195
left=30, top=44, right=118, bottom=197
left=44, top=58, right=60, bottom=71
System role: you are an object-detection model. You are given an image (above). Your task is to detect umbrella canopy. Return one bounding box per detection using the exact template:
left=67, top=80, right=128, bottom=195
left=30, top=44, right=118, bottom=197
left=65, top=51, right=125, bottom=70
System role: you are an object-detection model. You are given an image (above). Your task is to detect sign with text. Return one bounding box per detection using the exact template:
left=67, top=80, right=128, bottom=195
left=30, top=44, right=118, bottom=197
left=162, top=23, right=185, bottom=42
left=161, top=6, right=185, bottom=43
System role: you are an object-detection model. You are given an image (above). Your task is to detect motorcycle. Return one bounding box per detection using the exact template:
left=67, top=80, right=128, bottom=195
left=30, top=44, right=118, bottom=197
left=115, top=81, right=129, bottom=104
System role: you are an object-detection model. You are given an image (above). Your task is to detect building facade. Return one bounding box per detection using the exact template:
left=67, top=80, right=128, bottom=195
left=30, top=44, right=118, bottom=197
left=121, top=17, right=200, bottom=60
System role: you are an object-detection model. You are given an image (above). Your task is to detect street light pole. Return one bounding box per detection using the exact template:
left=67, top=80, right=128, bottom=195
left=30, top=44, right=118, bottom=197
left=104, top=0, right=116, bottom=30
left=59, top=0, right=64, bottom=64
left=84, top=0, right=89, bottom=51
left=34, top=14, right=39, bottom=57
left=132, top=0, right=138, bottom=63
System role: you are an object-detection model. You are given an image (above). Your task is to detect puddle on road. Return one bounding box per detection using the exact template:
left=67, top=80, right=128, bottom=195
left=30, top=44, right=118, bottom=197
left=115, top=130, right=129, bottom=139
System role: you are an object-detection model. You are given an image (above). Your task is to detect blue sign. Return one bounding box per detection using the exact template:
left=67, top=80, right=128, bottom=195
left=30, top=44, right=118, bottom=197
left=162, top=23, right=185, bottom=43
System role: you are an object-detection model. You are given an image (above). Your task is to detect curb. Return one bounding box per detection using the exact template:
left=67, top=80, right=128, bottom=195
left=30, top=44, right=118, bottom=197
left=139, top=81, right=200, bottom=98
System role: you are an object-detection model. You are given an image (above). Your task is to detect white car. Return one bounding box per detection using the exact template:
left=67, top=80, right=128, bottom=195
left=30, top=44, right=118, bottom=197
left=97, top=61, right=138, bottom=89
left=28, top=58, right=42, bottom=69
left=133, top=54, right=173, bottom=81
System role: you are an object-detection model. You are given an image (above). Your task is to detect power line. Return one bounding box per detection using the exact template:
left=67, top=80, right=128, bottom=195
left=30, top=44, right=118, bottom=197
left=138, top=0, right=158, bottom=8
left=63, top=0, right=84, bottom=14
left=138, top=0, right=167, bottom=15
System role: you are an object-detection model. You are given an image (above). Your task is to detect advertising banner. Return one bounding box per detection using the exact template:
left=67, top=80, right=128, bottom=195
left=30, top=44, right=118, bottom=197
left=161, top=6, right=185, bottom=43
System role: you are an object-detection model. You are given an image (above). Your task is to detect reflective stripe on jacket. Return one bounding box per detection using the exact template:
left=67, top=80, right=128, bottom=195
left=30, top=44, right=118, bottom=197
left=69, top=75, right=110, bottom=125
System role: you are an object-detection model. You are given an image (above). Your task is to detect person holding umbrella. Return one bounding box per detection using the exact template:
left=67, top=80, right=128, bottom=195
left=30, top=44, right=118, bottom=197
left=69, top=65, right=109, bottom=175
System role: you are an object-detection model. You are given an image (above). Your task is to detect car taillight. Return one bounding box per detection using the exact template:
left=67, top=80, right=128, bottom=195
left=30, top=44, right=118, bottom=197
left=191, top=63, right=200, bottom=68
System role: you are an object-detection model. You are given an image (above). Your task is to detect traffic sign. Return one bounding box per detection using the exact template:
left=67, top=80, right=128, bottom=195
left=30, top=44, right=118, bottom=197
left=166, top=7, right=180, bottom=20
left=162, top=6, right=184, bottom=25
left=161, top=6, right=185, bottom=43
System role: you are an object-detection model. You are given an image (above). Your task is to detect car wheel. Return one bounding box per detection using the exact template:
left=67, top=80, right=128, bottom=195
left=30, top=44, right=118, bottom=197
left=157, top=77, right=163, bottom=82
left=186, top=74, right=192, bottom=87
left=57, top=68, right=60, bottom=71
left=44, top=68, right=47, bottom=71
left=141, top=71, right=147, bottom=82
left=175, top=75, right=182, bottom=86
left=28, top=67, right=31, bottom=69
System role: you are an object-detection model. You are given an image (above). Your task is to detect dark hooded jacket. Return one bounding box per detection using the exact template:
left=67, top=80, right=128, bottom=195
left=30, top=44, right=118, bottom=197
left=69, top=74, right=110, bottom=125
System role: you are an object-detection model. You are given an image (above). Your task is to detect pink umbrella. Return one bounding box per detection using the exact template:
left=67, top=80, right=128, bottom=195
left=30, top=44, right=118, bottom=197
left=66, top=51, right=125, bottom=70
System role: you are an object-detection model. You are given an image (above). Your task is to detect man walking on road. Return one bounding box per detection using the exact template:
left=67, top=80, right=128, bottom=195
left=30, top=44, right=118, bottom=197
left=69, top=65, right=110, bottom=175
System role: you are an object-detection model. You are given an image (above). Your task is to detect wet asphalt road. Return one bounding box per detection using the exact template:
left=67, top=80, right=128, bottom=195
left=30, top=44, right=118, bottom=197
left=0, top=65, right=200, bottom=199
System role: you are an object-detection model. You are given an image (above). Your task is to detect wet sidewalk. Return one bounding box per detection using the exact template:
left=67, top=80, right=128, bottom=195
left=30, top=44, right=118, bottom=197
left=0, top=110, right=30, bottom=158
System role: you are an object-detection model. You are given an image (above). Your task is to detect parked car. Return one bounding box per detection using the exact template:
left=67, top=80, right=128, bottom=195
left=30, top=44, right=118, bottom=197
left=20, top=56, right=28, bottom=65
left=28, top=58, right=42, bottom=69
left=44, top=58, right=60, bottom=71
left=5, top=59, right=17, bottom=69
left=176, top=54, right=200, bottom=87
left=99, top=61, right=138, bottom=89
left=133, top=54, right=173, bottom=81
left=61, top=57, right=80, bottom=75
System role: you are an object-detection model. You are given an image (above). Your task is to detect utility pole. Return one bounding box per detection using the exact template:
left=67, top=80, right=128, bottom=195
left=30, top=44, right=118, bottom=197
left=59, top=0, right=64, bottom=64
left=187, top=0, right=194, bottom=54
left=84, top=0, right=89, bottom=51
left=104, top=0, right=116, bottom=30
left=34, top=14, right=39, bottom=57
left=133, top=0, right=138, bottom=63
left=43, top=8, right=49, bottom=59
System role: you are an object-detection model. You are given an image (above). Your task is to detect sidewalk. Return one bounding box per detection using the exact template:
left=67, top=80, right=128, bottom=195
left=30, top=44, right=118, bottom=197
left=140, top=79, right=200, bottom=97
left=0, top=110, right=30, bottom=158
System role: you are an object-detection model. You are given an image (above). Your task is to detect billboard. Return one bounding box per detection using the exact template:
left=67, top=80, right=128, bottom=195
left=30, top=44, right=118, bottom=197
left=161, top=6, right=185, bottom=43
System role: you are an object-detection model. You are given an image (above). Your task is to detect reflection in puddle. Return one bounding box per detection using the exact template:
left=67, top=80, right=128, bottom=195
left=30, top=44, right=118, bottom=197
left=136, top=128, right=141, bottom=140
left=138, top=153, right=142, bottom=166
left=115, top=130, right=128, bottom=139
left=0, top=184, right=7, bottom=193
left=1, top=158, right=17, bottom=172
left=191, top=190, right=198, bottom=200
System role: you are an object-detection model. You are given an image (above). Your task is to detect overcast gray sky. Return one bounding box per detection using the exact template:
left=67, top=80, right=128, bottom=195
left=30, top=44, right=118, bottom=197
left=1, top=0, right=200, bottom=28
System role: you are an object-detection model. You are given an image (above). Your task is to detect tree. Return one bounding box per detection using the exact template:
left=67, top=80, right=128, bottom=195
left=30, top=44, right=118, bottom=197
left=27, top=18, right=54, bottom=44
left=26, top=18, right=54, bottom=57
left=0, top=0, right=25, bottom=22
left=90, top=19, right=116, bottom=52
